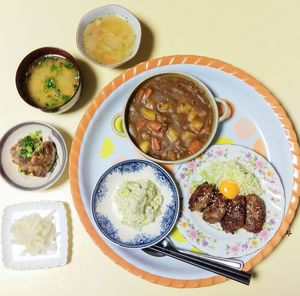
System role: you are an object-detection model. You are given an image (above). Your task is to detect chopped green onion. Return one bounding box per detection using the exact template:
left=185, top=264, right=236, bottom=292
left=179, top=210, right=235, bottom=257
left=61, top=95, right=70, bottom=101
left=63, top=61, right=74, bottom=69
left=20, top=149, right=28, bottom=155
left=44, top=77, right=57, bottom=89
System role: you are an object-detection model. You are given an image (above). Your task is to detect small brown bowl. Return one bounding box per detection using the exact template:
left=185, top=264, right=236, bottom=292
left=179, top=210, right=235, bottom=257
left=16, top=47, right=82, bottom=113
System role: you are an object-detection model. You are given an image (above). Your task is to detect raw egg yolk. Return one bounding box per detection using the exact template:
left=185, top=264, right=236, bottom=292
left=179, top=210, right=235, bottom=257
left=219, top=179, right=240, bottom=199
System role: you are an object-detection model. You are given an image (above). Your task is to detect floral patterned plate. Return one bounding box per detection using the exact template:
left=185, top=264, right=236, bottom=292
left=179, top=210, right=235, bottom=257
left=91, top=159, right=179, bottom=248
left=175, top=144, right=285, bottom=258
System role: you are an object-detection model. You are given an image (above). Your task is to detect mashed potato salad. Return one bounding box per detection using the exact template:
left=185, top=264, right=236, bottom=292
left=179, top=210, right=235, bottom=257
left=114, top=179, right=163, bottom=230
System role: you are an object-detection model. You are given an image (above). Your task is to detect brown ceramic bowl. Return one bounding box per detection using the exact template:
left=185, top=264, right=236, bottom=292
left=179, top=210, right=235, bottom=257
left=16, top=47, right=82, bottom=113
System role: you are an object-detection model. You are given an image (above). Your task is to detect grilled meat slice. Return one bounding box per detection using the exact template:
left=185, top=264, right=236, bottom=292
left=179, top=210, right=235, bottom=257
left=202, top=192, right=228, bottom=224
left=221, top=195, right=246, bottom=234
left=10, top=141, right=57, bottom=177
left=244, top=194, right=266, bottom=233
left=188, top=182, right=215, bottom=212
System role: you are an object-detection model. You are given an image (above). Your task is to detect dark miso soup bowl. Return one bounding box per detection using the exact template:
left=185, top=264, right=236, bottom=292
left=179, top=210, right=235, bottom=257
left=117, top=72, right=229, bottom=165
left=16, top=47, right=82, bottom=114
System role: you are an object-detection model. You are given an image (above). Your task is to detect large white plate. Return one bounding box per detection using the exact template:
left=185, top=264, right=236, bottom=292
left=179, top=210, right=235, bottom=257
left=175, top=144, right=285, bottom=258
left=71, top=58, right=296, bottom=283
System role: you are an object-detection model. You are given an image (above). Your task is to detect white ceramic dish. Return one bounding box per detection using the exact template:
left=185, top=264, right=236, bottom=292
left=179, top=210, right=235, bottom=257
left=1, top=202, right=68, bottom=270
left=0, top=121, right=67, bottom=191
left=76, top=4, right=141, bottom=68
left=175, top=144, right=285, bottom=258
left=91, top=159, right=179, bottom=248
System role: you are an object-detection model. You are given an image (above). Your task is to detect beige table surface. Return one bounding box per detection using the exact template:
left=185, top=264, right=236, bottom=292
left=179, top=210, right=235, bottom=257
left=0, top=0, right=299, bottom=295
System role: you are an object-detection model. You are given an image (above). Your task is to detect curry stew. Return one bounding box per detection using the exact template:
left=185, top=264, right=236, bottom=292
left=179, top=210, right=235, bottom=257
left=127, top=74, right=215, bottom=161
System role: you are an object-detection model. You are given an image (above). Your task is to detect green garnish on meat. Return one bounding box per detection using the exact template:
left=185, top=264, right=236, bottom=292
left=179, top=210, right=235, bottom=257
left=19, top=130, right=43, bottom=160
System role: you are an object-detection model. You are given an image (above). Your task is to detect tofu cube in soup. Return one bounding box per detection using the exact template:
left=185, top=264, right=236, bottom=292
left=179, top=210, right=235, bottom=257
left=128, top=75, right=214, bottom=161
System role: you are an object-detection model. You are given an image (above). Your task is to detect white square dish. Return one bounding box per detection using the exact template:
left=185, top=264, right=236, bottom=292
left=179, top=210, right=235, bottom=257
left=1, top=202, right=68, bottom=270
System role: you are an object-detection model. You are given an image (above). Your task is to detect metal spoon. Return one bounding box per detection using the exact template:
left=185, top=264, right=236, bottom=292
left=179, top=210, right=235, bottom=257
left=144, top=237, right=250, bottom=285
left=144, top=236, right=244, bottom=270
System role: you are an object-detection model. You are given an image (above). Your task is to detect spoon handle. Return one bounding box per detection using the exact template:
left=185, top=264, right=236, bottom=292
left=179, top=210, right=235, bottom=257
left=178, top=249, right=244, bottom=270
left=149, top=245, right=251, bottom=285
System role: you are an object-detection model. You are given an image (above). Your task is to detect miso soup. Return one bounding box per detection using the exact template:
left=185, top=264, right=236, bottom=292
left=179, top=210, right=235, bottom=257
left=26, top=56, right=80, bottom=109
left=83, top=15, right=136, bottom=65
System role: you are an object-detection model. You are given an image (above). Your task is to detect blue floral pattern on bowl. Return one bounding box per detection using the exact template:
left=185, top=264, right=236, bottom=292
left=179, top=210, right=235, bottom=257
left=91, top=159, right=179, bottom=248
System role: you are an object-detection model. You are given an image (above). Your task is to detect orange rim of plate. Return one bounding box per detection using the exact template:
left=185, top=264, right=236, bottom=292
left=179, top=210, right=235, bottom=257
left=69, top=55, right=300, bottom=288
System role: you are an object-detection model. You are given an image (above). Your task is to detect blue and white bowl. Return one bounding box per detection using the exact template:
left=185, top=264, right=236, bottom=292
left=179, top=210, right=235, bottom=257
left=91, top=159, right=179, bottom=248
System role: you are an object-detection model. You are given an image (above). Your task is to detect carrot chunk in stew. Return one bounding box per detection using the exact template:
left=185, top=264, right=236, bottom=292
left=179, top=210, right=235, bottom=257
left=136, top=120, right=146, bottom=131
left=151, top=137, right=161, bottom=151
left=147, top=120, right=163, bottom=132
left=135, top=89, right=145, bottom=102
left=188, top=140, right=202, bottom=154
left=144, top=87, right=153, bottom=99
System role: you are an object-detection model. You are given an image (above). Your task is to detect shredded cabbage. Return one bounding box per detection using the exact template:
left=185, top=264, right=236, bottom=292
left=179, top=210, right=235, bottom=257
left=114, top=179, right=163, bottom=230
left=10, top=211, right=56, bottom=256
left=200, top=160, right=264, bottom=196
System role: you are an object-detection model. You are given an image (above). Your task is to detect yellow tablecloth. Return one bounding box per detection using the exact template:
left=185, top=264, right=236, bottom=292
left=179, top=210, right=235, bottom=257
left=0, top=0, right=299, bottom=295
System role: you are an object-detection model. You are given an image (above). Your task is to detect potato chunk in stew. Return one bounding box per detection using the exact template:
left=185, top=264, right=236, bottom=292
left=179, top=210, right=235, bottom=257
left=166, top=128, right=179, bottom=143
left=141, top=107, right=156, bottom=120
left=127, top=75, right=214, bottom=161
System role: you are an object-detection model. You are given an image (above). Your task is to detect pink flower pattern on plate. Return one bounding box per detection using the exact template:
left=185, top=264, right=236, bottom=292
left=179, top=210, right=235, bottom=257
left=259, top=230, right=267, bottom=238
left=190, top=230, right=197, bottom=239
left=230, top=245, right=239, bottom=253
left=255, top=160, right=264, bottom=168
left=187, top=161, right=196, bottom=170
